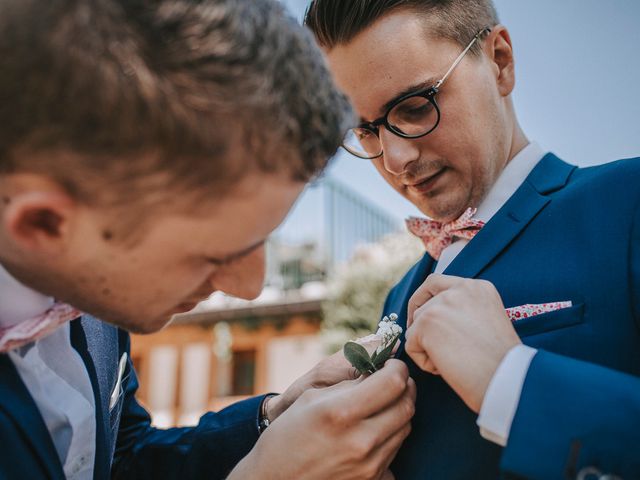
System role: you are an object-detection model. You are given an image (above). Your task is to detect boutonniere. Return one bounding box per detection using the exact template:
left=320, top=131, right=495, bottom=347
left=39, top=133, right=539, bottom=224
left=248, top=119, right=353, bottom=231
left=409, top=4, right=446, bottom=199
left=343, top=313, right=402, bottom=375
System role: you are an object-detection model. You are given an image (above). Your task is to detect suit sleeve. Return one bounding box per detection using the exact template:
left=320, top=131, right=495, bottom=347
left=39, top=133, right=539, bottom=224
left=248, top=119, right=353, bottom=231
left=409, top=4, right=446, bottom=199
left=500, top=194, right=640, bottom=480
left=111, top=336, right=265, bottom=480
left=499, top=350, right=640, bottom=479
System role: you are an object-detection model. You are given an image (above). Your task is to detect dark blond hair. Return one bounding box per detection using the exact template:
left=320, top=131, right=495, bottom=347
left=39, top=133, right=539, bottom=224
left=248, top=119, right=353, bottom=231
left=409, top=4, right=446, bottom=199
left=305, top=0, right=499, bottom=54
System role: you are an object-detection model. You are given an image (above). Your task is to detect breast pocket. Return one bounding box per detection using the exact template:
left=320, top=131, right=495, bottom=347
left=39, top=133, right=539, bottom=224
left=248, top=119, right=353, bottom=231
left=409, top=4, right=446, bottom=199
left=513, top=302, right=585, bottom=338
left=109, top=370, right=129, bottom=434
left=109, top=352, right=129, bottom=432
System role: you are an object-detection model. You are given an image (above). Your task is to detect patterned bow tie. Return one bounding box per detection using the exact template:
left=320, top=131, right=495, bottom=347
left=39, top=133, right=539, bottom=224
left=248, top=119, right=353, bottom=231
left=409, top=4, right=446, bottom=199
left=0, top=303, right=81, bottom=352
left=406, top=207, right=485, bottom=260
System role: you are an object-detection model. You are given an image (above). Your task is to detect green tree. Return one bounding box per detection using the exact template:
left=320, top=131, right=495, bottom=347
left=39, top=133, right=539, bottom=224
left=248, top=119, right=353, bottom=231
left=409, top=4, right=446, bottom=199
left=322, top=232, right=423, bottom=352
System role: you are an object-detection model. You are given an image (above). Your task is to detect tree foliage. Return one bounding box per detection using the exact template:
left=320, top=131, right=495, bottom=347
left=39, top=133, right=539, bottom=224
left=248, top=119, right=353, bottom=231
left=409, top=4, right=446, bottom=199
left=322, top=232, right=423, bottom=352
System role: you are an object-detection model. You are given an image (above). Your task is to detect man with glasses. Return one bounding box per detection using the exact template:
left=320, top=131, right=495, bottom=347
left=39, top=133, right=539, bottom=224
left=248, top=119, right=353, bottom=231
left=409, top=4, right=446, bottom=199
left=306, top=1, right=640, bottom=479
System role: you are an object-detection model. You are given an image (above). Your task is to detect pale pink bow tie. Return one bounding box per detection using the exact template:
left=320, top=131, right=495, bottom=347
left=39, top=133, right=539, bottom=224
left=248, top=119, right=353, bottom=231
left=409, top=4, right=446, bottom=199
left=406, top=207, right=485, bottom=260
left=0, top=303, right=81, bottom=353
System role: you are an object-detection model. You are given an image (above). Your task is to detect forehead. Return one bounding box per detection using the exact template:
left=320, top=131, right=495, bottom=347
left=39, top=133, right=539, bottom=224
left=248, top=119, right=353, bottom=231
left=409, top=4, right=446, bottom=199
left=133, top=173, right=305, bottom=255
left=326, top=10, right=459, bottom=120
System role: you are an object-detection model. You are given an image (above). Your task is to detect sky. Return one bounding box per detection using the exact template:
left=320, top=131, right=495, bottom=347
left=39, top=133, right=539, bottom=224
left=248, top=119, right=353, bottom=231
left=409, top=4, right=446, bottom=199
left=275, top=0, right=640, bottom=242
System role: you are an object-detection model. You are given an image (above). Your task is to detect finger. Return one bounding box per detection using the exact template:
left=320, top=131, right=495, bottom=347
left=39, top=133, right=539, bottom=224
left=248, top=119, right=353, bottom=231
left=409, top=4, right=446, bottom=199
left=379, top=469, right=395, bottom=480
left=344, top=360, right=410, bottom=418
left=407, top=274, right=464, bottom=328
left=422, top=360, right=439, bottom=375
left=324, top=365, right=361, bottom=383
left=406, top=348, right=430, bottom=372
left=404, top=325, right=430, bottom=369
left=405, top=333, right=439, bottom=375
left=406, top=377, right=417, bottom=402
left=361, top=383, right=415, bottom=443
left=310, top=362, right=361, bottom=388
left=365, top=416, right=413, bottom=478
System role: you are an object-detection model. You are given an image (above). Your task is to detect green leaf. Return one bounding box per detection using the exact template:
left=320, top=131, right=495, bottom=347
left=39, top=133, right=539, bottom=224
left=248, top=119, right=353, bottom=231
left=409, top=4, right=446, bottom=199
left=370, top=347, right=378, bottom=364
left=372, top=333, right=401, bottom=370
left=343, top=341, right=376, bottom=375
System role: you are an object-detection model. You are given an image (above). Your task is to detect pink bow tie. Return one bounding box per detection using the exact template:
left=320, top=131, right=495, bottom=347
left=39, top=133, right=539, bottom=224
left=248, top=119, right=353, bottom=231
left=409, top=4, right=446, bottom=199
left=406, top=207, right=485, bottom=260
left=0, top=303, right=81, bottom=352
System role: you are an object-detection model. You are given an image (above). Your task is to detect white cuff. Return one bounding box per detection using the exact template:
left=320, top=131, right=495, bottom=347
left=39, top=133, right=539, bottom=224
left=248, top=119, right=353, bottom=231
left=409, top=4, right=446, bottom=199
left=477, top=344, right=537, bottom=446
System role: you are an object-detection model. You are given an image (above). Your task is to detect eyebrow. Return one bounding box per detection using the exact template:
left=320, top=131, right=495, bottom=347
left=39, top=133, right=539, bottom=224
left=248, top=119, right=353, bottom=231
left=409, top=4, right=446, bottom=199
left=373, top=77, right=440, bottom=119
left=207, top=239, right=265, bottom=266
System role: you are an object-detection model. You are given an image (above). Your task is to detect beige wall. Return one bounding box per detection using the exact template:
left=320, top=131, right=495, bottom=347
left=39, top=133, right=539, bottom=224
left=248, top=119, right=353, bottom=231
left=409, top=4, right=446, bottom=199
left=130, top=314, right=324, bottom=426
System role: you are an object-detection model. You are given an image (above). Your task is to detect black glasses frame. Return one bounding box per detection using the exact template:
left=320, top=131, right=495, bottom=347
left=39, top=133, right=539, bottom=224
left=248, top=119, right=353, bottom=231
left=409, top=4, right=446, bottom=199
left=344, top=27, right=491, bottom=160
left=359, top=86, right=442, bottom=138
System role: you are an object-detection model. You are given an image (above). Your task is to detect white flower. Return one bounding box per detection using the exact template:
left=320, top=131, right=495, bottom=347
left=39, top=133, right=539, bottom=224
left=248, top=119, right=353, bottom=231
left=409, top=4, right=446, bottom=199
left=374, top=313, right=402, bottom=354
left=343, top=311, right=404, bottom=375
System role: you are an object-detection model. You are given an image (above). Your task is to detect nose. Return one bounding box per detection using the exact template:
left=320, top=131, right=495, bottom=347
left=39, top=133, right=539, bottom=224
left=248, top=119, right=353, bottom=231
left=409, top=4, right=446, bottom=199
left=378, top=128, right=421, bottom=175
left=209, top=246, right=266, bottom=300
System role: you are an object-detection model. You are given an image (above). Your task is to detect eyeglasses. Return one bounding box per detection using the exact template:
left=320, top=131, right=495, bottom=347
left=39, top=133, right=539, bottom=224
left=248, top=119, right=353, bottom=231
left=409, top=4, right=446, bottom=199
left=342, top=27, right=491, bottom=160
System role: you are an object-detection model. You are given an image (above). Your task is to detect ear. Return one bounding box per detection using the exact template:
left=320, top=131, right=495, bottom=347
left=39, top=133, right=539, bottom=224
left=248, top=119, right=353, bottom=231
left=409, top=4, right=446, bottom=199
left=2, top=179, right=77, bottom=256
left=485, top=25, right=515, bottom=97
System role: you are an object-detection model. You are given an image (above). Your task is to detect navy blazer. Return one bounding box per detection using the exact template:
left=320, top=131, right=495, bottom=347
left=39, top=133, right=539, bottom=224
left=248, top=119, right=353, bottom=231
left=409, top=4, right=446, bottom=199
left=388, top=154, right=640, bottom=479
left=0, top=316, right=264, bottom=479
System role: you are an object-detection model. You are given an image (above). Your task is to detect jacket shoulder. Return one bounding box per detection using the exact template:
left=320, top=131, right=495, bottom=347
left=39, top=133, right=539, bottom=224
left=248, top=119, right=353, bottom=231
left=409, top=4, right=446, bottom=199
left=573, top=156, right=640, bottom=183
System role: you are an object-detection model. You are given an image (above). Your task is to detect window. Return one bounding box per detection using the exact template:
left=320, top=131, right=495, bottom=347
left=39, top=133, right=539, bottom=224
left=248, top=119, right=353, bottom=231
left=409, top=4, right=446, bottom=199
left=231, top=350, right=256, bottom=396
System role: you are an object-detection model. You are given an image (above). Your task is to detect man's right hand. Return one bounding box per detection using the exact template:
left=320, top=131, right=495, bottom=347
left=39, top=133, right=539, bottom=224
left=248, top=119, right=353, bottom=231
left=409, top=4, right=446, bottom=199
left=229, top=359, right=415, bottom=480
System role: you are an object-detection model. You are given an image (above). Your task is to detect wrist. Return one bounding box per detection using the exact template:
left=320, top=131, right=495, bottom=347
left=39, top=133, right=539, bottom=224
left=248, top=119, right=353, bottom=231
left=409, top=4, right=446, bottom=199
left=259, top=393, right=279, bottom=433
left=476, top=344, right=537, bottom=445
left=478, top=340, right=523, bottom=410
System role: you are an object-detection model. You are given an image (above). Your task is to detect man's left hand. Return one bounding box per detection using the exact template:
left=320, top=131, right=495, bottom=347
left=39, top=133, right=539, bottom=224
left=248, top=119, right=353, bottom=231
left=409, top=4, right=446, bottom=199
left=265, top=345, right=364, bottom=421
left=405, top=274, right=521, bottom=413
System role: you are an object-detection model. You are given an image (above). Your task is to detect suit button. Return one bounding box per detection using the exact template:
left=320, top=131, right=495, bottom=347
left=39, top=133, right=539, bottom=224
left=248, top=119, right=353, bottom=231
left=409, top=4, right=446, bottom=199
left=577, top=467, right=601, bottom=480
left=577, top=467, right=623, bottom=480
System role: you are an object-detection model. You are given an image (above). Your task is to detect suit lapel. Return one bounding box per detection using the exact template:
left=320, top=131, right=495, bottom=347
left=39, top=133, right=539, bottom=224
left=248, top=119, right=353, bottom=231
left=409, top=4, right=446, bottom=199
left=0, top=354, right=66, bottom=479
left=393, top=253, right=435, bottom=356
left=70, top=316, right=116, bottom=480
left=444, top=153, right=576, bottom=279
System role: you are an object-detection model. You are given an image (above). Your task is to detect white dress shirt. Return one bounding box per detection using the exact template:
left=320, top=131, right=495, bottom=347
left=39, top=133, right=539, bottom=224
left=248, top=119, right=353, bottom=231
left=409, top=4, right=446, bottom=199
left=432, top=141, right=545, bottom=447
left=0, top=264, right=96, bottom=479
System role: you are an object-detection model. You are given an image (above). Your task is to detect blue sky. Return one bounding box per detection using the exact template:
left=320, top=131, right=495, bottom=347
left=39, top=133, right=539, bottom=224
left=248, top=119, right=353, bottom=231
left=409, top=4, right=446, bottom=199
left=276, top=0, right=640, bottom=242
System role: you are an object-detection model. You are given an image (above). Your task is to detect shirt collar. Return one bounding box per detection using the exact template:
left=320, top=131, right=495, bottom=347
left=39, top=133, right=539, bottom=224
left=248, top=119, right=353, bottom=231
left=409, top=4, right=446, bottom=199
left=474, top=141, right=547, bottom=223
left=0, top=263, right=54, bottom=329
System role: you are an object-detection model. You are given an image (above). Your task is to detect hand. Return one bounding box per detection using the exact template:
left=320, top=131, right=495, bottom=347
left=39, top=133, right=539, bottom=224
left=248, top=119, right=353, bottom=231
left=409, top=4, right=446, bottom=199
left=230, top=360, right=416, bottom=480
left=266, top=334, right=384, bottom=421
left=404, top=274, right=521, bottom=413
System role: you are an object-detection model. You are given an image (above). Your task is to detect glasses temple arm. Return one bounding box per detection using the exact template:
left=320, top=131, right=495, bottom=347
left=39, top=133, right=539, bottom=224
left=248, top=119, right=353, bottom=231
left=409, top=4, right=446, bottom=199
left=433, top=28, right=491, bottom=90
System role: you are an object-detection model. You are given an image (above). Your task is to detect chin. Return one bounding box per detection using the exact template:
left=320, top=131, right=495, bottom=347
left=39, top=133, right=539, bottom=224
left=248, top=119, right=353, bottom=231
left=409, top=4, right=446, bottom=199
left=103, top=311, right=173, bottom=335
left=414, top=197, right=467, bottom=222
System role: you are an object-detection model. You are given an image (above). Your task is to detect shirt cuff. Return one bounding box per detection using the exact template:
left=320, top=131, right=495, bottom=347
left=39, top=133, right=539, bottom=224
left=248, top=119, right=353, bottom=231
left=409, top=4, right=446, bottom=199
left=477, top=344, right=537, bottom=446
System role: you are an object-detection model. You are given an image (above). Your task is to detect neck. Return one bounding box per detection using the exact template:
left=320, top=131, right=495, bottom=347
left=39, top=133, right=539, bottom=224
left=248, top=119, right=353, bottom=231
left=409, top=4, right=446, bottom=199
left=508, top=123, right=529, bottom=164
left=503, top=101, right=529, bottom=167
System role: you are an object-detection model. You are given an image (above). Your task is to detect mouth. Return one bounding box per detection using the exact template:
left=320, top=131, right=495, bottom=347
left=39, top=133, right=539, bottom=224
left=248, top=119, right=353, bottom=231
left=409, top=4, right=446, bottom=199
left=405, top=168, right=447, bottom=195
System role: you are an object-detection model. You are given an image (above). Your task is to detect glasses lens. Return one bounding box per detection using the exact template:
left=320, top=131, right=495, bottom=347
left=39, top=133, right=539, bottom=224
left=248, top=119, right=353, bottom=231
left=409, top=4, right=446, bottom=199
left=388, top=95, right=439, bottom=137
left=342, top=127, right=382, bottom=159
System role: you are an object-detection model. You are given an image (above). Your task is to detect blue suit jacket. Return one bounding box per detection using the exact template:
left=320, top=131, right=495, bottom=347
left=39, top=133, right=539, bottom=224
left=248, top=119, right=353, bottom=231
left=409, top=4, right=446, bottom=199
left=387, top=154, right=640, bottom=479
left=0, top=316, right=264, bottom=479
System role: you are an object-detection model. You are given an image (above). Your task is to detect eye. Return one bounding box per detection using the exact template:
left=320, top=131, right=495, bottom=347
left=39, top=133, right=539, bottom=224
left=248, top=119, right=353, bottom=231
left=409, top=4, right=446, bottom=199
left=354, top=127, right=375, bottom=141
left=394, top=98, right=434, bottom=120
left=204, top=240, right=265, bottom=267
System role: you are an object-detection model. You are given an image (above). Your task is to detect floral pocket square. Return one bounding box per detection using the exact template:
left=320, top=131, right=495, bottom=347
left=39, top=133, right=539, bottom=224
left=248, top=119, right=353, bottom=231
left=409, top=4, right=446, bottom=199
left=506, top=301, right=573, bottom=322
